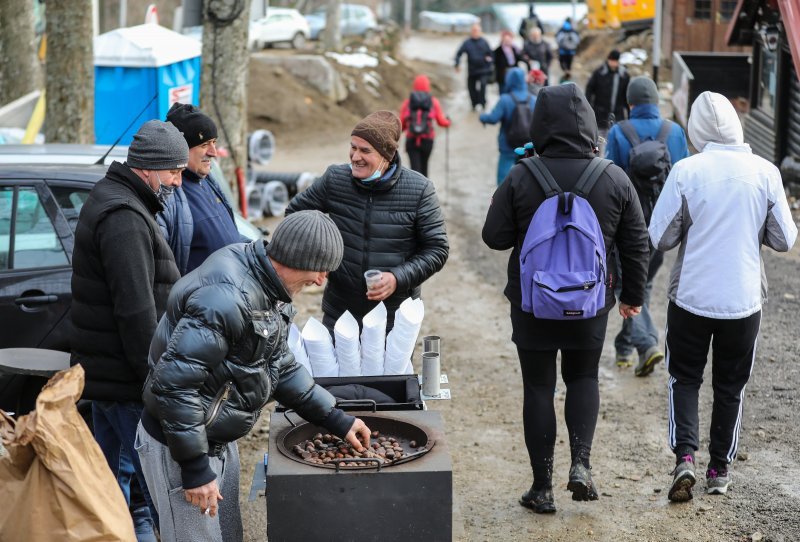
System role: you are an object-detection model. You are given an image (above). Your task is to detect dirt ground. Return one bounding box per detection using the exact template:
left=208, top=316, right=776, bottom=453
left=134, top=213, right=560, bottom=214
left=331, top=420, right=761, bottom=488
left=237, top=32, right=800, bottom=541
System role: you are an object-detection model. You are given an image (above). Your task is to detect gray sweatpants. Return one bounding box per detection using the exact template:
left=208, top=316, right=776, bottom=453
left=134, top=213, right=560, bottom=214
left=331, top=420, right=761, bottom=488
left=135, top=423, right=243, bottom=542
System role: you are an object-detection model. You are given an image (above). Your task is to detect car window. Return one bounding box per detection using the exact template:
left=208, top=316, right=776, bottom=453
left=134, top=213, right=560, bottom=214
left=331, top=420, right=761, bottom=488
left=3, top=187, right=69, bottom=270
left=50, top=185, right=90, bottom=233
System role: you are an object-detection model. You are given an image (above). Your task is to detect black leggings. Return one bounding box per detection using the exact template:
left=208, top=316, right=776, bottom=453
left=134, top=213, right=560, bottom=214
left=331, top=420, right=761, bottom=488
left=406, top=138, right=434, bottom=177
left=517, top=347, right=602, bottom=486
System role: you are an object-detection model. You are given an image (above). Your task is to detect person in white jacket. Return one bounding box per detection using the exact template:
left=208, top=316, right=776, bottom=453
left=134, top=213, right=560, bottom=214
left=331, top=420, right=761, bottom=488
left=649, top=91, right=797, bottom=502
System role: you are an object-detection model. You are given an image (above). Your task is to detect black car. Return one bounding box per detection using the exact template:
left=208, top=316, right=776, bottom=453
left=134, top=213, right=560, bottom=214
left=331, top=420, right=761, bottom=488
left=0, top=162, right=261, bottom=413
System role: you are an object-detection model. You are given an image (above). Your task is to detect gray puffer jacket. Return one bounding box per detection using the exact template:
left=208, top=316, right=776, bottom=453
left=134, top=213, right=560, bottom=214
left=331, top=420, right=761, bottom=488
left=142, top=240, right=353, bottom=488
left=286, top=155, right=449, bottom=327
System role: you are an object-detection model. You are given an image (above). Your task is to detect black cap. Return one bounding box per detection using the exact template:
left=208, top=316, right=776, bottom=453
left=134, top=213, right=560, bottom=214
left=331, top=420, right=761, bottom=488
left=608, top=49, right=621, bottom=61
left=166, top=103, right=218, bottom=149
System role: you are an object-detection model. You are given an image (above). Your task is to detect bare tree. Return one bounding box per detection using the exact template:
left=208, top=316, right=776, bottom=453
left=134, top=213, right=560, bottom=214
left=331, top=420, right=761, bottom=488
left=322, top=0, right=341, bottom=52
left=45, top=0, right=94, bottom=143
left=0, top=0, right=40, bottom=105
left=201, top=0, right=251, bottom=201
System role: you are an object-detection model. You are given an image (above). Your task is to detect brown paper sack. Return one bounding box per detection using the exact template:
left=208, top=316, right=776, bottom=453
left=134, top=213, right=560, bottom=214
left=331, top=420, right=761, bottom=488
left=0, top=365, right=136, bottom=541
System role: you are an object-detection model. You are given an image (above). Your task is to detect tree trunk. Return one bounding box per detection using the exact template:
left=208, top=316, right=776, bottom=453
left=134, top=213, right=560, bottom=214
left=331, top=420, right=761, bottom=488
left=200, top=0, right=251, bottom=206
left=323, top=0, right=341, bottom=52
left=0, top=0, right=40, bottom=106
left=45, top=0, right=94, bottom=143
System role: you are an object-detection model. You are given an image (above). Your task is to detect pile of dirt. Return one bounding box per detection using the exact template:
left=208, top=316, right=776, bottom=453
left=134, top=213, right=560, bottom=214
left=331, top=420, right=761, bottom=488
left=247, top=47, right=452, bottom=148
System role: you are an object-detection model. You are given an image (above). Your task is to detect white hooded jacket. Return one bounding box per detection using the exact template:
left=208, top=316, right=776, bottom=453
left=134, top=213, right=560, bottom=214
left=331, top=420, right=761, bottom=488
left=648, top=91, right=797, bottom=319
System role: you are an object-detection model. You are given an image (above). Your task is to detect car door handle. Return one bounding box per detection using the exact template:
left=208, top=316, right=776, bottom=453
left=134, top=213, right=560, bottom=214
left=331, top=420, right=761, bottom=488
left=15, top=295, right=58, bottom=306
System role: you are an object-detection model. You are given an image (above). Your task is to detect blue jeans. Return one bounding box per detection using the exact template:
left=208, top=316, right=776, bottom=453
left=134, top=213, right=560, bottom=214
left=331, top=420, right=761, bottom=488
left=497, top=151, right=517, bottom=185
left=93, top=401, right=158, bottom=541
left=614, top=249, right=663, bottom=355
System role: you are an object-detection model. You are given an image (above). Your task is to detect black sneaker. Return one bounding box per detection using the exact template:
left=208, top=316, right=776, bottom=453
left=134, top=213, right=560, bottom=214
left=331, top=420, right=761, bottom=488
left=567, top=463, right=599, bottom=501
left=668, top=454, right=696, bottom=502
left=706, top=465, right=731, bottom=495
left=519, top=485, right=556, bottom=513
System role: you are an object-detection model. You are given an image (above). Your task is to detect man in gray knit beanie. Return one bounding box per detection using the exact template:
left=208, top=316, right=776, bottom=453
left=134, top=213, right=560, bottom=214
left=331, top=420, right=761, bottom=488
left=137, top=210, right=369, bottom=541
left=268, top=210, right=343, bottom=273
left=127, top=119, right=189, bottom=205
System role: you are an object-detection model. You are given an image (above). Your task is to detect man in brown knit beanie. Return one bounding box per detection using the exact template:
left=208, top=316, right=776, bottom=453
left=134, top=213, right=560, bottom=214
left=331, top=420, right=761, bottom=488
left=287, top=110, right=449, bottom=334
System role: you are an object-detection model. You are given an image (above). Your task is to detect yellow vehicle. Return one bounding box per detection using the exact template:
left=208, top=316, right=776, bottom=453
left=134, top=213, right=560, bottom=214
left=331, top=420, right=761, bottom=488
left=587, top=0, right=655, bottom=30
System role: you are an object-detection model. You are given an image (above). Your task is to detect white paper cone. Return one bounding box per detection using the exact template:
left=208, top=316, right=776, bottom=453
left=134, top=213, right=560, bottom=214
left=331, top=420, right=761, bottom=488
left=334, top=311, right=361, bottom=376
left=288, top=323, right=313, bottom=376
left=301, top=317, right=338, bottom=377
left=384, top=298, right=424, bottom=374
left=360, top=302, right=387, bottom=376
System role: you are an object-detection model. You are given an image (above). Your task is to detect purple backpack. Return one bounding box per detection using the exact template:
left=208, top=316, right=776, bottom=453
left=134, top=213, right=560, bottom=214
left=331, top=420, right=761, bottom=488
left=519, top=157, right=610, bottom=319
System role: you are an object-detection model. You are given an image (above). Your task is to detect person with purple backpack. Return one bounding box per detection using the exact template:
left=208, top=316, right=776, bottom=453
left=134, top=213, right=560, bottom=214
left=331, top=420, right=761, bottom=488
left=482, top=84, right=649, bottom=513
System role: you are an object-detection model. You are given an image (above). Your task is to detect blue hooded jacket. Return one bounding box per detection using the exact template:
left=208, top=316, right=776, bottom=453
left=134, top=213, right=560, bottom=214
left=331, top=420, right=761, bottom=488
left=479, top=67, right=537, bottom=153
left=605, top=103, right=690, bottom=171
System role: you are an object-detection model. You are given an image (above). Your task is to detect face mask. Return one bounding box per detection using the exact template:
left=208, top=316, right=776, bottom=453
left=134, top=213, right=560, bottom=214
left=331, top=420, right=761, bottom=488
left=151, top=171, right=175, bottom=204
left=351, top=158, right=386, bottom=183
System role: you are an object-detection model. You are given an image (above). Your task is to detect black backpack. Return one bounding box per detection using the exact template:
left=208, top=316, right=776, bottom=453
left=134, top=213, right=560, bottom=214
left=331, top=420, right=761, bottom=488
left=506, top=94, right=533, bottom=149
left=408, top=91, right=433, bottom=137
left=618, top=120, right=673, bottom=224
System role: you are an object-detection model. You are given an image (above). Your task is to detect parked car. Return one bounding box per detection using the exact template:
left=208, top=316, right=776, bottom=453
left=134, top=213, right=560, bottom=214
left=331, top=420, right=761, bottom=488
left=305, top=3, right=379, bottom=40
left=249, top=7, right=311, bottom=50
left=0, top=157, right=262, bottom=414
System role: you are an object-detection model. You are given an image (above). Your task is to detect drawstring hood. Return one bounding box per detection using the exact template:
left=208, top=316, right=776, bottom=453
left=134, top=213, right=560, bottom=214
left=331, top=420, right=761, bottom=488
left=687, top=91, right=744, bottom=152
left=531, top=84, right=598, bottom=158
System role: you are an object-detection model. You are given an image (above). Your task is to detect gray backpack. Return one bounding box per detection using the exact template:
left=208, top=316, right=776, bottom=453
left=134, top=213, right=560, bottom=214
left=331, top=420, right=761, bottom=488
left=618, top=120, right=673, bottom=224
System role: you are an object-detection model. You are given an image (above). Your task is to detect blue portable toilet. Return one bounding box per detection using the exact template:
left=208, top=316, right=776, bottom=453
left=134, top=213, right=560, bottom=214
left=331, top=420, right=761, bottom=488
left=94, top=24, right=201, bottom=145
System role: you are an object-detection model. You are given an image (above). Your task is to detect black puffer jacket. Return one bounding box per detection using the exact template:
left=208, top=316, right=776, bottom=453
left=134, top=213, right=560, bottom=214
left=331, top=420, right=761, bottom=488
left=482, top=83, right=649, bottom=314
left=70, top=161, right=180, bottom=401
left=286, top=155, right=449, bottom=326
left=142, top=240, right=353, bottom=489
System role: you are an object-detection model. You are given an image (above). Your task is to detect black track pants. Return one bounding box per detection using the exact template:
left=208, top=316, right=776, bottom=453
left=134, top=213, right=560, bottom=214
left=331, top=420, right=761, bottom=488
left=517, top=347, right=602, bottom=484
left=665, top=302, right=761, bottom=466
left=467, top=73, right=488, bottom=108
left=406, top=138, right=434, bottom=177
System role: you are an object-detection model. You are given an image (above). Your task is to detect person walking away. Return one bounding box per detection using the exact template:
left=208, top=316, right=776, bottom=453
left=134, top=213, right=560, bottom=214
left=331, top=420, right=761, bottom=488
left=518, top=2, right=544, bottom=40
left=482, top=84, right=649, bottom=513
left=522, top=27, right=553, bottom=83
left=479, top=67, right=537, bottom=185
left=158, top=103, right=251, bottom=276
left=138, top=211, right=372, bottom=541
left=494, top=30, right=526, bottom=93
left=455, top=23, right=494, bottom=111
left=285, top=111, right=449, bottom=332
left=605, top=76, right=689, bottom=375
left=399, top=74, right=451, bottom=177
left=555, top=18, right=580, bottom=73
left=649, top=91, right=797, bottom=502
left=70, top=120, right=189, bottom=540
left=585, top=49, right=630, bottom=156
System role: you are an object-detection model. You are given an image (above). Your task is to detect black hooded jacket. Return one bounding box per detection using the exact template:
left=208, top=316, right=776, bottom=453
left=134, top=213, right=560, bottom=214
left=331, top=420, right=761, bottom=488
left=482, top=84, right=649, bottom=327
left=285, top=154, right=449, bottom=327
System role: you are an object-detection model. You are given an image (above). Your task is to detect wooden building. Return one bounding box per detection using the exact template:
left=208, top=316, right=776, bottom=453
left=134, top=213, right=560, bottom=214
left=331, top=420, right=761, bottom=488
left=662, top=0, right=747, bottom=55
left=727, top=0, right=800, bottom=171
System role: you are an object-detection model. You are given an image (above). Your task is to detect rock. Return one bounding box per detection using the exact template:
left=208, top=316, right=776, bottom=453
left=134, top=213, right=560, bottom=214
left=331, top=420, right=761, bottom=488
left=653, top=488, right=662, bottom=493
left=628, top=474, right=642, bottom=481
left=738, top=451, right=749, bottom=461
left=587, top=530, right=593, bottom=536
left=613, top=483, right=621, bottom=488
left=783, top=293, right=796, bottom=300
left=751, top=532, right=765, bottom=541
left=602, top=492, right=613, bottom=497
left=698, top=504, right=713, bottom=512
left=756, top=430, right=766, bottom=439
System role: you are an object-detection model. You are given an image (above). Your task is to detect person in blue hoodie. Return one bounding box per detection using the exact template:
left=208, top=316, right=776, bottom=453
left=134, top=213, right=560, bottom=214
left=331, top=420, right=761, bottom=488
left=605, top=76, right=689, bottom=376
left=555, top=18, right=580, bottom=73
left=479, top=67, right=537, bottom=185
